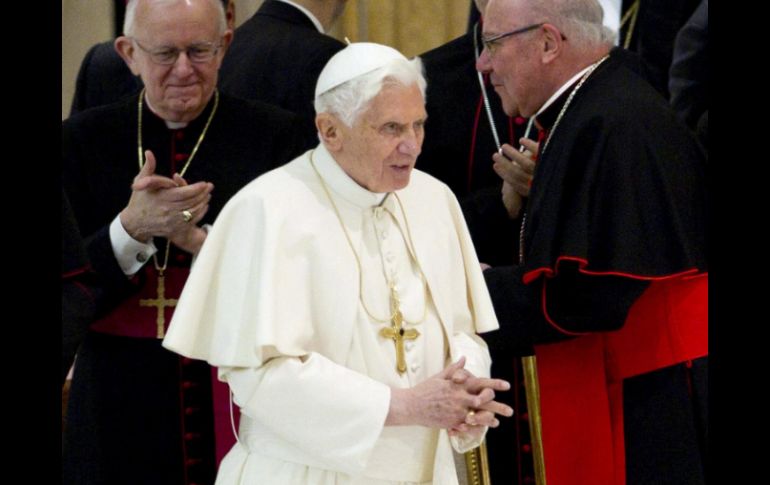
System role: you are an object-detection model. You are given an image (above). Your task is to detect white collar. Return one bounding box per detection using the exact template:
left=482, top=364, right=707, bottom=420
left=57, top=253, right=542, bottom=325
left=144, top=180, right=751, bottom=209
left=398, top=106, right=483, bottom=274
left=276, top=0, right=325, bottom=33
left=312, top=143, right=388, bottom=209
left=144, top=94, right=189, bottom=129
left=534, top=63, right=594, bottom=119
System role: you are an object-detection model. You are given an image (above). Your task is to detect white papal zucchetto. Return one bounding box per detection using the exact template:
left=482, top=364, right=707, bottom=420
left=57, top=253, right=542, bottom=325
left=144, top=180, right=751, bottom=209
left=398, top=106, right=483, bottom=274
left=314, top=42, right=408, bottom=98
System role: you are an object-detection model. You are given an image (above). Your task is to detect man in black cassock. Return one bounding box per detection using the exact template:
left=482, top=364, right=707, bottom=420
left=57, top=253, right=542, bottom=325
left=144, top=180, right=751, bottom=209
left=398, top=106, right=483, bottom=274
left=218, top=0, right=348, bottom=139
left=476, top=0, right=707, bottom=484
left=69, top=0, right=235, bottom=116
left=61, top=1, right=311, bottom=484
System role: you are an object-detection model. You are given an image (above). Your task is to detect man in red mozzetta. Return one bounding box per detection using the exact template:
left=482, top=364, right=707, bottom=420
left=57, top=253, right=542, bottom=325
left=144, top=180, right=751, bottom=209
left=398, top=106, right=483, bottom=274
left=476, top=0, right=708, bottom=483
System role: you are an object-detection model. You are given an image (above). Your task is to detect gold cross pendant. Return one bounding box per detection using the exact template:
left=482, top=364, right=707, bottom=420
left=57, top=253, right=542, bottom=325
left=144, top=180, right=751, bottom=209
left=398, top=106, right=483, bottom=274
left=139, top=273, right=178, bottom=339
left=379, top=286, right=420, bottom=374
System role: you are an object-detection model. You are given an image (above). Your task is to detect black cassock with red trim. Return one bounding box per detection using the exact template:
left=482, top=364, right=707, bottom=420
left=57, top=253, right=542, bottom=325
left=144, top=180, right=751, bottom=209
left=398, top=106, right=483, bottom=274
left=482, top=47, right=707, bottom=485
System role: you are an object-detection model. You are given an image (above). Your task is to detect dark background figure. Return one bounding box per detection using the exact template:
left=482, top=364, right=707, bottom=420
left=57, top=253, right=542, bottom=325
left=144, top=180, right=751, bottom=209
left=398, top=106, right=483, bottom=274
left=669, top=0, right=708, bottom=152
left=61, top=1, right=311, bottom=484
left=218, top=0, right=348, bottom=139
left=619, top=0, right=701, bottom=99
left=62, top=188, right=100, bottom=387
left=69, top=0, right=235, bottom=116
left=69, top=40, right=143, bottom=116
left=477, top=0, right=708, bottom=483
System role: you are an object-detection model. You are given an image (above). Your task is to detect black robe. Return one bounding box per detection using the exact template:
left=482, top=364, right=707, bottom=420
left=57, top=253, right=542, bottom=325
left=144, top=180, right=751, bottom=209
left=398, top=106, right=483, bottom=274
left=62, top=188, right=100, bottom=387
left=61, top=92, right=311, bottom=485
left=419, top=25, right=527, bottom=267
left=482, top=49, right=708, bottom=484
left=218, top=0, right=345, bottom=140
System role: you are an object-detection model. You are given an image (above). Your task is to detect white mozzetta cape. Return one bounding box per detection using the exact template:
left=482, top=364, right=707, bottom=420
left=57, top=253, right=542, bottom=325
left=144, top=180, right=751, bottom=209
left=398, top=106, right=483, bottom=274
left=164, top=144, right=500, bottom=484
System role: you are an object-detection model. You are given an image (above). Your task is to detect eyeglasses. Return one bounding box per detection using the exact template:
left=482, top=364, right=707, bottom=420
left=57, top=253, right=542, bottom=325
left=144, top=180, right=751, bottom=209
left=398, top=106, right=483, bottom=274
left=132, top=38, right=222, bottom=65
left=481, top=23, right=545, bottom=56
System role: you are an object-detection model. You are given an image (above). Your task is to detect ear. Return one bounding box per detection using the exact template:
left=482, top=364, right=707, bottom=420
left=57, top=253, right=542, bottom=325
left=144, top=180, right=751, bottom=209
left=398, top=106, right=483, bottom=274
left=115, top=36, right=141, bottom=75
left=226, top=1, right=236, bottom=30
left=316, top=113, right=344, bottom=152
left=541, top=23, right=564, bottom=64
left=219, top=29, right=234, bottom=54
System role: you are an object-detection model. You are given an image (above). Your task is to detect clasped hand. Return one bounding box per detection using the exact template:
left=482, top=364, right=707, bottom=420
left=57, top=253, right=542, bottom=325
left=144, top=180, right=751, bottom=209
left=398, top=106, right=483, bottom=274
left=387, top=356, right=513, bottom=438
left=492, top=138, right=539, bottom=219
left=119, top=150, right=213, bottom=254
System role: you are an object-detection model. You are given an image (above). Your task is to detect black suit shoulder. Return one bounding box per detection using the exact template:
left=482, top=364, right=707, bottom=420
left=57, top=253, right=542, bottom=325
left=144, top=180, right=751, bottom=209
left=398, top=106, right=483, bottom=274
left=70, top=41, right=142, bottom=116
left=213, top=92, right=317, bottom=156
left=218, top=0, right=344, bottom=119
left=421, top=33, right=473, bottom=70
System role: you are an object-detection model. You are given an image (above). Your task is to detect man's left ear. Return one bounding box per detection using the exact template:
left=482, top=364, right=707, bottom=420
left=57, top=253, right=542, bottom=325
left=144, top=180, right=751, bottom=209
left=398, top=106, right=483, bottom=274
left=115, top=36, right=141, bottom=75
left=316, top=113, right=344, bottom=152
left=218, top=30, right=234, bottom=57
left=541, top=23, right=564, bottom=64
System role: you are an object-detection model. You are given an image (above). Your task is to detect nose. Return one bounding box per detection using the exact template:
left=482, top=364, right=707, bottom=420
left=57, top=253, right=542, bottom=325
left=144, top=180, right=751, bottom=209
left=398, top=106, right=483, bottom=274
left=398, top=139, right=419, bottom=156
left=171, top=51, right=195, bottom=76
left=398, top=127, right=422, bottom=156
left=476, top=48, right=492, bottom=74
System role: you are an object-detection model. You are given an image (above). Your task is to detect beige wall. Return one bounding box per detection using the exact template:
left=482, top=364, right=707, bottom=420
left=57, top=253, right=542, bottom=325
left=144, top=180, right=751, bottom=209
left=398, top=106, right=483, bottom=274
left=61, top=0, right=471, bottom=119
left=62, top=0, right=114, bottom=119
left=332, top=0, right=471, bottom=58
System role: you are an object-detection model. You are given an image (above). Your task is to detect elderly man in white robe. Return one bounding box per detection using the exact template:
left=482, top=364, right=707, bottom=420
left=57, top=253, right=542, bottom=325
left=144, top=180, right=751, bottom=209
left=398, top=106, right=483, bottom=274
left=163, top=42, right=513, bottom=485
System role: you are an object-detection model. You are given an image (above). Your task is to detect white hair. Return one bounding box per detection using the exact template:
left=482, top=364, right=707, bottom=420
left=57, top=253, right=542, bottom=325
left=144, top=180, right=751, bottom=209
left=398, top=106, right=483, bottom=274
left=523, top=0, right=614, bottom=49
left=314, top=57, right=427, bottom=127
left=123, top=0, right=226, bottom=37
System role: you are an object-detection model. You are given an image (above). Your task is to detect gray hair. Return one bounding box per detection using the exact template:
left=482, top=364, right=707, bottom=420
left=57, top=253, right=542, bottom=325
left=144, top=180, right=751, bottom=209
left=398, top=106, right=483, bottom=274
left=314, top=57, right=427, bottom=127
left=124, top=0, right=227, bottom=37
left=523, top=0, right=614, bottom=49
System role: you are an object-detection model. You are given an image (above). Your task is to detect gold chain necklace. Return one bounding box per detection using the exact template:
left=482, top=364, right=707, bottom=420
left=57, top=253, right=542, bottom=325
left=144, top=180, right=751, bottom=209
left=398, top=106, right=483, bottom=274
left=620, top=0, right=640, bottom=50
left=519, top=55, right=609, bottom=264
left=309, top=150, right=428, bottom=374
left=136, top=88, right=219, bottom=338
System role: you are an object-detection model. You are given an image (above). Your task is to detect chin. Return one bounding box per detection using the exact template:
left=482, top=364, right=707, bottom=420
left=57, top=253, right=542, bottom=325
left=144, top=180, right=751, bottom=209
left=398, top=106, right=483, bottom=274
left=389, top=175, right=412, bottom=192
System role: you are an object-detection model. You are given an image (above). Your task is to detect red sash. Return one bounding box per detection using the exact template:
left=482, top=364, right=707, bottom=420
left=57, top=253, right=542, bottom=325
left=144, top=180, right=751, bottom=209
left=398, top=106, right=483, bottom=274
left=534, top=274, right=707, bottom=484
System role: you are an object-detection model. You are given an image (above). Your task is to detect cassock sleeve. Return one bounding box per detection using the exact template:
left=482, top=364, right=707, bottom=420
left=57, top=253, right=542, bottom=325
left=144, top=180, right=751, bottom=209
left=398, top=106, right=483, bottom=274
left=219, top=353, right=391, bottom=475
left=482, top=262, right=649, bottom=356
left=62, top=119, right=141, bottom=305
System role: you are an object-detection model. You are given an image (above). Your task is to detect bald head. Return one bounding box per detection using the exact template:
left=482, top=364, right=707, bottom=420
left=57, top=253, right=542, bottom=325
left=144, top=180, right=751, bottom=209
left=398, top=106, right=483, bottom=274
left=476, top=0, right=613, bottom=117
left=504, top=0, right=613, bottom=50
left=124, top=0, right=227, bottom=37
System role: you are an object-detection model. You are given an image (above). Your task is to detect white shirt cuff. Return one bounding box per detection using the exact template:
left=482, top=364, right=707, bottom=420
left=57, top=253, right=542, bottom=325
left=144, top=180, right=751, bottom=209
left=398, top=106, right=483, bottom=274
left=109, top=214, right=157, bottom=276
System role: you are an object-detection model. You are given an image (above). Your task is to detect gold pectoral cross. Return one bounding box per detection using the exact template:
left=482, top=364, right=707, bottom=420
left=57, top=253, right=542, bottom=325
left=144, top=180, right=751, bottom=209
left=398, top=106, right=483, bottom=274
left=139, top=273, right=178, bottom=339
left=379, top=285, right=420, bottom=375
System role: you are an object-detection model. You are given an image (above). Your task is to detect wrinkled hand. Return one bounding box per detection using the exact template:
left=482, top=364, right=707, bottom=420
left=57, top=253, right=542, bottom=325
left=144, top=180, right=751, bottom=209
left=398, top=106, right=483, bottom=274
left=501, top=181, right=523, bottom=219
left=386, top=357, right=512, bottom=434
left=446, top=363, right=514, bottom=438
left=492, top=140, right=539, bottom=218
left=166, top=173, right=209, bottom=255
left=119, top=150, right=213, bottom=254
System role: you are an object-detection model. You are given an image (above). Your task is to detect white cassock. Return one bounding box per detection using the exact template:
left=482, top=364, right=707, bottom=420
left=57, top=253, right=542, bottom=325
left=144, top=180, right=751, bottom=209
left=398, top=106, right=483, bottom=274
left=163, top=143, right=499, bottom=484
